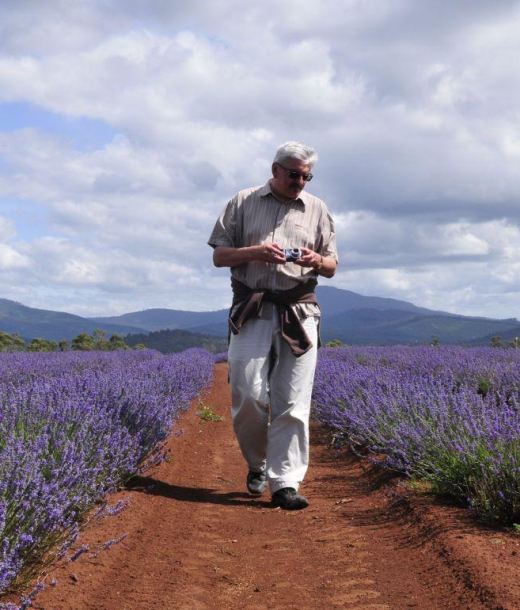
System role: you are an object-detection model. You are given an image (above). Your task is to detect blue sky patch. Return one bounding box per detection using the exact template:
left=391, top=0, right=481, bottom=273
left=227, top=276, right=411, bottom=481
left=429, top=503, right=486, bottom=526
left=0, top=199, right=50, bottom=241
left=0, top=101, right=117, bottom=151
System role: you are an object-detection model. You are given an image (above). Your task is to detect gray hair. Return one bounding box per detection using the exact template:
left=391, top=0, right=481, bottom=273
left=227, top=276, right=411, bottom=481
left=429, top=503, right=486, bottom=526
left=273, top=141, right=318, bottom=167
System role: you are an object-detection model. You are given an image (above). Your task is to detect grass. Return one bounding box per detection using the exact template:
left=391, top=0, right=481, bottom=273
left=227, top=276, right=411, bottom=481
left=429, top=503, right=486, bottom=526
left=197, top=401, right=223, bottom=422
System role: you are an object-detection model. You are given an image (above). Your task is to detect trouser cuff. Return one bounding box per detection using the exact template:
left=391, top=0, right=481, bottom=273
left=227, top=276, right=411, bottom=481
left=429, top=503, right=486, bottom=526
left=269, top=479, right=300, bottom=494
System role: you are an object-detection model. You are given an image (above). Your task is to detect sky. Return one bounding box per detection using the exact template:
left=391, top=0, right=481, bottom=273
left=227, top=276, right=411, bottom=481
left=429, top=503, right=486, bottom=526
left=0, top=0, right=519, bottom=319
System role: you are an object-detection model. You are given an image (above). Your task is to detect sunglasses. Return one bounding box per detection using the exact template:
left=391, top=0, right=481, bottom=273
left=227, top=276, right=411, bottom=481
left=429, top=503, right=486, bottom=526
left=276, top=163, right=313, bottom=182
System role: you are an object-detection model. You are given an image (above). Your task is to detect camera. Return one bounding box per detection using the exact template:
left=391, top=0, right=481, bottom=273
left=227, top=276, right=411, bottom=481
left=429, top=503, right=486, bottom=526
left=284, top=247, right=302, bottom=262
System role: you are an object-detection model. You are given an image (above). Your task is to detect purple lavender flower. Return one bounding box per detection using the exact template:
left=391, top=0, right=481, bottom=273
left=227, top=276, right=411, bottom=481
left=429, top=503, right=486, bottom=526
left=0, top=348, right=214, bottom=594
left=69, top=545, right=89, bottom=562
left=312, top=345, right=520, bottom=523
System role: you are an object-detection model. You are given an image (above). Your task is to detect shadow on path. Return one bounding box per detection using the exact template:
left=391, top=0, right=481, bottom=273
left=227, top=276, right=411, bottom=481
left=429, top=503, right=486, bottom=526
left=126, top=475, right=272, bottom=508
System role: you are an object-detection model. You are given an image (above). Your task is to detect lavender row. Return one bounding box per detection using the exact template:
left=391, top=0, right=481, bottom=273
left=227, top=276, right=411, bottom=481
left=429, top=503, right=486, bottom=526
left=312, top=346, right=520, bottom=524
left=0, top=348, right=214, bottom=594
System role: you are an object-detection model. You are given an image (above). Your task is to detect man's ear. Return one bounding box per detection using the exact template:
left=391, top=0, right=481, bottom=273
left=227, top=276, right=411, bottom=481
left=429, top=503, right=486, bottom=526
left=271, top=162, right=278, bottom=177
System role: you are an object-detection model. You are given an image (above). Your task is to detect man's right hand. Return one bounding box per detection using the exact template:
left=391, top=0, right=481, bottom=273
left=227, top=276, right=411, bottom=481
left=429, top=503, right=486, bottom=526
left=213, top=244, right=286, bottom=268
left=254, top=243, right=286, bottom=264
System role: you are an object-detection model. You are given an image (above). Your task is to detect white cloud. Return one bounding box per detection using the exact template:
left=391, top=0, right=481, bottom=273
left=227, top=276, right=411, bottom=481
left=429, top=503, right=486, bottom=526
left=0, top=216, right=17, bottom=240
left=0, top=1, right=519, bottom=319
left=330, top=214, right=519, bottom=318
left=0, top=215, right=29, bottom=270
left=0, top=244, right=29, bottom=270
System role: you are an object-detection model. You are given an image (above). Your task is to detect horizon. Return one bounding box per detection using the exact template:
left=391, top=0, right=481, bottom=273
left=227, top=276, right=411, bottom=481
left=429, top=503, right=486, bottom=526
left=2, top=287, right=518, bottom=324
left=1, top=2, right=519, bottom=321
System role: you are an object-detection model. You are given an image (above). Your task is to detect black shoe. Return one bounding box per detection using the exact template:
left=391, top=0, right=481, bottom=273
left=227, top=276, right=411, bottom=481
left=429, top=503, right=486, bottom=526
left=246, top=470, right=267, bottom=496
left=272, top=487, right=309, bottom=510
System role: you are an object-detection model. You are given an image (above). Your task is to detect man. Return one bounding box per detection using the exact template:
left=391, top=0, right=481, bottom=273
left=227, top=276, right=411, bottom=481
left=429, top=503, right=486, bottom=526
left=208, top=141, right=338, bottom=510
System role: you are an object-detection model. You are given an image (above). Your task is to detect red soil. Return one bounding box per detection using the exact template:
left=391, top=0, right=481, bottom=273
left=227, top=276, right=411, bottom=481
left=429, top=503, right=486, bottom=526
left=16, top=364, right=520, bottom=609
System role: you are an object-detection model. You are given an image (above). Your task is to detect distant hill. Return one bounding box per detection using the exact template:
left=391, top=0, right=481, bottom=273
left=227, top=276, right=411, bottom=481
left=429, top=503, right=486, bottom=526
left=125, top=328, right=228, bottom=354
left=466, top=324, right=520, bottom=346
left=0, top=298, right=145, bottom=341
left=316, top=286, right=448, bottom=317
left=90, top=286, right=450, bottom=338
left=91, top=286, right=440, bottom=335
left=319, top=309, right=520, bottom=345
left=0, top=287, right=518, bottom=346
left=91, top=308, right=227, bottom=333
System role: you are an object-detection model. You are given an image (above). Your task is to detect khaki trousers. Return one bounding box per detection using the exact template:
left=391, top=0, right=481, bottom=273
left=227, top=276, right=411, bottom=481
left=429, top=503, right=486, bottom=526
left=228, top=307, right=318, bottom=493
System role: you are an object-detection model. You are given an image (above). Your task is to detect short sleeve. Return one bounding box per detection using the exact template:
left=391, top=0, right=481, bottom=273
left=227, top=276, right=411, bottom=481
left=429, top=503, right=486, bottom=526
left=317, top=206, right=339, bottom=263
left=207, top=195, right=240, bottom=249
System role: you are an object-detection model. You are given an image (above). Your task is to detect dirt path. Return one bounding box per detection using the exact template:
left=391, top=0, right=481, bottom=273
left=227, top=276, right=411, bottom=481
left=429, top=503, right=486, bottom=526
left=29, top=364, right=520, bottom=610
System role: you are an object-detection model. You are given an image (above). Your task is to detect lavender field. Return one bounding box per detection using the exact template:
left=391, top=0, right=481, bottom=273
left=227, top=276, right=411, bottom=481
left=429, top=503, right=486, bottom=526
left=0, top=348, right=213, bottom=595
left=313, top=346, right=520, bottom=524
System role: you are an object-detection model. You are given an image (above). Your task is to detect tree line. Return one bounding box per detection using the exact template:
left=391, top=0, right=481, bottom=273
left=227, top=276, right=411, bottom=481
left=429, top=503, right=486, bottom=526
left=4, top=329, right=517, bottom=353
left=125, top=328, right=227, bottom=354
left=0, top=329, right=141, bottom=352
left=489, top=335, right=520, bottom=348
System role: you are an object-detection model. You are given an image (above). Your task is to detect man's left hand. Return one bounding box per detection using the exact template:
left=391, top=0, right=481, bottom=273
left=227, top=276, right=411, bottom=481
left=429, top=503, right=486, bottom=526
left=294, top=247, right=322, bottom=269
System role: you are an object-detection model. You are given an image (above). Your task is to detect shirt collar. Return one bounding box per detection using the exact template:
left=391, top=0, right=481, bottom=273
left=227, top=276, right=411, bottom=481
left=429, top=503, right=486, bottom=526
left=259, top=180, right=307, bottom=207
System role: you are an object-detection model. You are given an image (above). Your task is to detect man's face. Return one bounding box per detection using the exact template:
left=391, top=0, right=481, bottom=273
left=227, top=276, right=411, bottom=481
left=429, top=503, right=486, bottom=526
left=271, top=158, right=313, bottom=200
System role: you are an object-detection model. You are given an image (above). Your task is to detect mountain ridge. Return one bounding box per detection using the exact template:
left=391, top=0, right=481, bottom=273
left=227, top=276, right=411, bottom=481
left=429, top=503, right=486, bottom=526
left=0, top=289, right=517, bottom=345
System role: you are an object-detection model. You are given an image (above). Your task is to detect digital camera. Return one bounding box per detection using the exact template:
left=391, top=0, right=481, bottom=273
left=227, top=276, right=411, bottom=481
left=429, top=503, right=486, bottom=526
left=284, top=247, right=302, bottom=262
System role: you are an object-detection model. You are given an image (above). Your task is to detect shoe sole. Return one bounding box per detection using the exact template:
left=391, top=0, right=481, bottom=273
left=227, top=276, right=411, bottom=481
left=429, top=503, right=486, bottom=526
left=272, top=497, right=309, bottom=510
left=247, top=484, right=267, bottom=496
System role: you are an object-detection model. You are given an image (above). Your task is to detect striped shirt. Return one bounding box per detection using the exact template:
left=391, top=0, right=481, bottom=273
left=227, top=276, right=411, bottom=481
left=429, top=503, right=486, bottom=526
left=208, top=181, right=338, bottom=318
